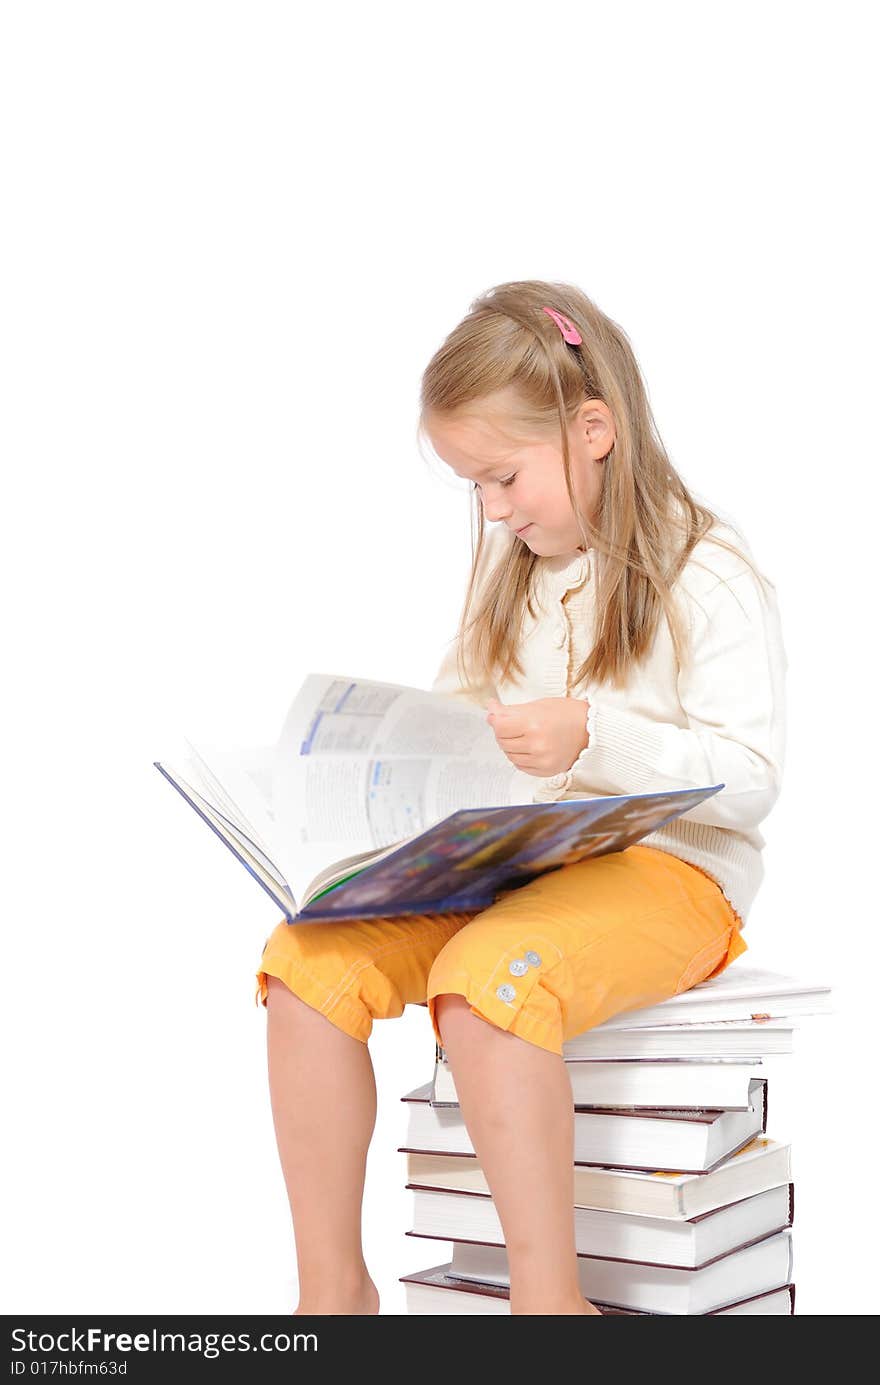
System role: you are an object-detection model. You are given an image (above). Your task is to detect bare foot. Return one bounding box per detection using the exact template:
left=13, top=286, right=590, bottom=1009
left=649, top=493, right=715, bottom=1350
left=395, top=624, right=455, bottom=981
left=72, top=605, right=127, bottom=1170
left=293, top=1274, right=380, bottom=1316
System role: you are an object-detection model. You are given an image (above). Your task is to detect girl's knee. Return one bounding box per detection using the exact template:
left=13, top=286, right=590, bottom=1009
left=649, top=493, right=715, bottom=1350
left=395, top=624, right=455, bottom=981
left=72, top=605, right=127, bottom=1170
left=428, top=927, right=566, bottom=1056
left=431, top=991, right=474, bottom=1041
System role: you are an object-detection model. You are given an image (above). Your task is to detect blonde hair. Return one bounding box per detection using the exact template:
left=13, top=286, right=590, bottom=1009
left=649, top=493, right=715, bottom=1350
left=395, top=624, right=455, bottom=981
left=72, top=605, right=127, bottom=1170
left=418, top=279, right=768, bottom=693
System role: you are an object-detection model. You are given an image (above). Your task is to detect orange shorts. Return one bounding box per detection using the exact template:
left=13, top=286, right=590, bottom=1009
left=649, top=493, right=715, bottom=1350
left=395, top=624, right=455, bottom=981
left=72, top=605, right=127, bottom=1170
left=254, top=845, right=747, bottom=1056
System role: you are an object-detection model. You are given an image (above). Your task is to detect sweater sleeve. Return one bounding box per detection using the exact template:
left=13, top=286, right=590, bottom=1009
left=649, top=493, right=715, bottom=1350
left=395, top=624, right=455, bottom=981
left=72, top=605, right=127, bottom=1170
left=553, top=564, right=788, bottom=832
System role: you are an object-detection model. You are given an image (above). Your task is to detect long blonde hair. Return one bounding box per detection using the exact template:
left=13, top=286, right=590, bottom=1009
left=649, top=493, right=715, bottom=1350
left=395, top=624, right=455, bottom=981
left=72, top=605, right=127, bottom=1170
left=418, top=279, right=768, bottom=693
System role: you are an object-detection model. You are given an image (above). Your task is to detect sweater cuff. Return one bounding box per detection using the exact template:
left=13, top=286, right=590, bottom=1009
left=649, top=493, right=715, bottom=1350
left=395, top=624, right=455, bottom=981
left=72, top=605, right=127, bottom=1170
left=566, top=700, right=669, bottom=795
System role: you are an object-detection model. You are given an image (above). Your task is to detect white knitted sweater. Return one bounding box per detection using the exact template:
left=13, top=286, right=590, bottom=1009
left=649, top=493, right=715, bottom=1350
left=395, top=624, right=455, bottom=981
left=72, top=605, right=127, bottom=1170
left=431, top=521, right=787, bottom=924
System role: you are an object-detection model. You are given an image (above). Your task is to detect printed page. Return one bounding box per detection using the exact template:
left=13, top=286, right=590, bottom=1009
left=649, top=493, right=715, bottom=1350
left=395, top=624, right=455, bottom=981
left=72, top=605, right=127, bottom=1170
left=183, top=741, right=280, bottom=864
left=153, top=760, right=296, bottom=917
left=172, top=739, right=351, bottom=910
left=271, top=673, right=533, bottom=895
left=175, top=771, right=291, bottom=891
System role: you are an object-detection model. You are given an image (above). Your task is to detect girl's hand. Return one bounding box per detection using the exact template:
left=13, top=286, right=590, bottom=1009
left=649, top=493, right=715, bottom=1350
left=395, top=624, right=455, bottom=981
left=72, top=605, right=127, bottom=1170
left=486, top=696, right=590, bottom=777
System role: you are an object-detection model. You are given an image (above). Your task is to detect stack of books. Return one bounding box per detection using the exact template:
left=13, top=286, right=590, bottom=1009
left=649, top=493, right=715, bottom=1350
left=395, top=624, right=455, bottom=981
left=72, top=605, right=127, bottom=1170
left=399, top=964, right=833, bottom=1315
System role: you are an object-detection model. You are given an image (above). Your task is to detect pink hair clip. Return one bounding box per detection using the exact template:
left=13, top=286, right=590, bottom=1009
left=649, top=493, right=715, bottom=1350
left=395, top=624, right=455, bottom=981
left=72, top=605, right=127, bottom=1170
left=541, top=306, right=583, bottom=345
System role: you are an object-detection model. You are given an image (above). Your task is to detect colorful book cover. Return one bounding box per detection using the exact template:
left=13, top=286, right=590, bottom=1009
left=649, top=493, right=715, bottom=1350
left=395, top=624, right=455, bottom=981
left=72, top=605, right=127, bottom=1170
left=295, top=783, right=722, bottom=921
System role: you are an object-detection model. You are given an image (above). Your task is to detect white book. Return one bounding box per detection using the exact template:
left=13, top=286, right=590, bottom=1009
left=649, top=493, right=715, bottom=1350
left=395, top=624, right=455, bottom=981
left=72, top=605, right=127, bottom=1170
left=408, top=1183, right=793, bottom=1268
left=589, top=964, right=833, bottom=1028
left=400, top=1268, right=795, bottom=1315
left=401, top=1079, right=767, bottom=1174
left=445, top=1229, right=793, bottom=1314
left=560, top=1019, right=795, bottom=1059
left=432, top=1054, right=763, bottom=1109
left=436, top=1021, right=794, bottom=1067
left=405, top=1135, right=792, bottom=1219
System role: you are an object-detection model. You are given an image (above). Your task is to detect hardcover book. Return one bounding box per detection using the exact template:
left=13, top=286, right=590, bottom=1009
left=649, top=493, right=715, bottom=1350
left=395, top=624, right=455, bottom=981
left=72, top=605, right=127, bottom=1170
left=440, top=1228, right=793, bottom=1314
left=403, top=1135, right=792, bottom=1219
left=400, top=1266, right=795, bottom=1315
left=400, top=1079, right=768, bottom=1174
left=587, top=964, right=833, bottom=1029
left=431, top=1054, right=764, bottom=1111
left=406, top=1182, right=794, bottom=1267
left=435, top=1019, right=796, bottom=1062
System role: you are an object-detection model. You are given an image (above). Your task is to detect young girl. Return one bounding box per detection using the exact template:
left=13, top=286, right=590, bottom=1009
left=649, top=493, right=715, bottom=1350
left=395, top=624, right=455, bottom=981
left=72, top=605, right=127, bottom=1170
left=255, top=280, right=787, bottom=1316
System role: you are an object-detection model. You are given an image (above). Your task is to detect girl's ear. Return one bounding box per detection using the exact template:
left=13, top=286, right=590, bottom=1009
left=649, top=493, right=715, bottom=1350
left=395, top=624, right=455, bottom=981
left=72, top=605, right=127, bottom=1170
left=576, top=399, right=616, bottom=461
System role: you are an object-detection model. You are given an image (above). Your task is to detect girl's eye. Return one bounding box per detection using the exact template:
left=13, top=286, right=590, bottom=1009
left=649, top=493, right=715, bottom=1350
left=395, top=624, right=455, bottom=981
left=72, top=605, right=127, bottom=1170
left=471, top=474, right=516, bottom=491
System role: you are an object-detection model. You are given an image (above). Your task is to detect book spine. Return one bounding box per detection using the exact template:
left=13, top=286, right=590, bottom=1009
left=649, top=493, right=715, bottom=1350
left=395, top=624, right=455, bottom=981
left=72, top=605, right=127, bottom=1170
left=761, top=1078, right=768, bottom=1134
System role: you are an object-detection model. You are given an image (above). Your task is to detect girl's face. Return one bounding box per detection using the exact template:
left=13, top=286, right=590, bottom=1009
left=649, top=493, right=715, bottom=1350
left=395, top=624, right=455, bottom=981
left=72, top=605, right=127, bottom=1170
left=425, top=388, right=615, bottom=557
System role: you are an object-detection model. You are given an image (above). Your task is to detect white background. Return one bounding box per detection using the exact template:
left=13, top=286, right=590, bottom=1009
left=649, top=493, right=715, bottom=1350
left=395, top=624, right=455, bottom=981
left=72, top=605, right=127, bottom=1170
left=2, top=1, right=876, bottom=1316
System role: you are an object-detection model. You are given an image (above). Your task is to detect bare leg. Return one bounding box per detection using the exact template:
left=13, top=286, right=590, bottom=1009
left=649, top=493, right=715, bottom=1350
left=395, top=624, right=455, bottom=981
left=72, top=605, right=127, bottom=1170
left=433, top=994, right=602, bottom=1316
left=265, top=975, right=380, bottom=1314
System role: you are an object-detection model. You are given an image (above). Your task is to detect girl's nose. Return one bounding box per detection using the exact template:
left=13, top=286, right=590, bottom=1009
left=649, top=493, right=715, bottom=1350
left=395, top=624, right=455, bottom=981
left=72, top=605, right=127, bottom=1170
left=482, top=492, right=513, bottom=522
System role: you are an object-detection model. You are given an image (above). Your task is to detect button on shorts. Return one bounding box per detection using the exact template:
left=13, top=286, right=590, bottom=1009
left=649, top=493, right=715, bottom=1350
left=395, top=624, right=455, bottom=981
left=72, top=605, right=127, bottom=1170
left=254, top=845, right=747, bottom=1056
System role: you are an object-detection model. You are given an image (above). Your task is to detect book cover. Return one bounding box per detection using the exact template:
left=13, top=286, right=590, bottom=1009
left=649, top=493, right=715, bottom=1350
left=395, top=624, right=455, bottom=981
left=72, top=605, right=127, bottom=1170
left=289, top=785, right=723, bottom=922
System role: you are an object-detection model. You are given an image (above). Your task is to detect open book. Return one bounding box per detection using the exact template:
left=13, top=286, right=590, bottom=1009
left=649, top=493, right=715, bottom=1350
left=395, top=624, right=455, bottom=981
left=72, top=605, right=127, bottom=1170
left=154, top=673, right=723, bottom=923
